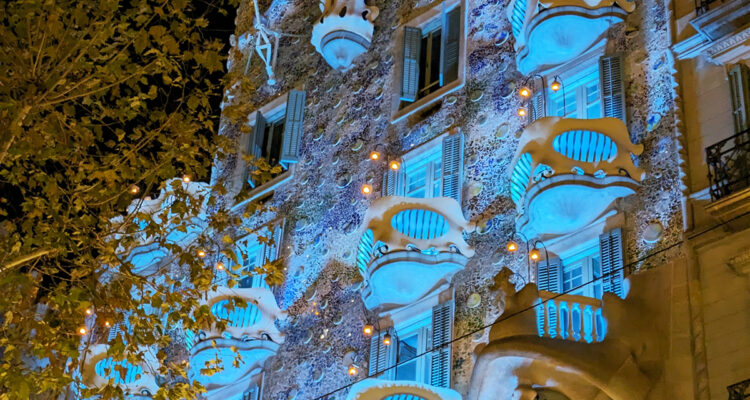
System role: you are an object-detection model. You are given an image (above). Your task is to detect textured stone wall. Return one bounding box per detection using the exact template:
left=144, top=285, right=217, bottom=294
left=216, top=0, right=684, bottom=398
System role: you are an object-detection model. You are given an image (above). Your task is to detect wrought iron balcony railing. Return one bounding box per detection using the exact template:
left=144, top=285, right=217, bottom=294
left=729, top=378, right=750, bottom=400
left=694, top=0, right=720, bottom=15
left=706, top=128, right=750, bottom=201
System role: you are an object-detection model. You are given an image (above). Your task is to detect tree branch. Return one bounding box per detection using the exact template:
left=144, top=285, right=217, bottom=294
left=1, top=249, right=57, bottom=274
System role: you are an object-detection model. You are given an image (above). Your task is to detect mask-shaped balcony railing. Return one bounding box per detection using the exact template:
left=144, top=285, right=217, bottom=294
left=536, top=291, right=606, bottom=343
left=80, top=344, right=159, bottom=398
left=345, top=378, right=463, bottom=400
left=356, top=196, right=475, bottom=311
left=311, top=0, right=380, bottom=72
left=507, top=0, right=635, bottom=74
left=509, top=117, right=644, bottom=238
left=186, top=287, right=285, bottom=398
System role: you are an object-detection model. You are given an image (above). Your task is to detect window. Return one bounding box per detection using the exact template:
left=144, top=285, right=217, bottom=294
left=395, top=319, right=431, bottom=383
left=383, top=132, right=464, bottom=203
left=236, top=222, right=283, bottom=290
left=243, top=90, right=306, bottom=189
left=561, top=246, right=603, bottom=299
left=547, top=64, right=601, bottom=119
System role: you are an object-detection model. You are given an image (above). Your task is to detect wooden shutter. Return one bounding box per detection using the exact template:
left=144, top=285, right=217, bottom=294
left=728, top=63, right=750, bottom=132
left=263, top=221, right=284, bottom=263
left=430, top=302, right=453, bottom=388
left=529, top=90, right=545, bottom=123
left=401, top=27, right=422, bottom=102
left=280, top=90, right=306, bottom=164
left=368, top=331, right=396, bottom=378
left=537, top=257, right=561, bottom=293
left=599, top=228, right=625, bottom=298
left=441, top=132, right=464, bottom=203
left=440, top=6, right=461, bottom=86
left=600, top=54, right=627, bottom=124
left=383, top=167, right=405, bottom=196
left=244, top=111, right=266, bottom=188
left=107, top=323, right=122, bottom=342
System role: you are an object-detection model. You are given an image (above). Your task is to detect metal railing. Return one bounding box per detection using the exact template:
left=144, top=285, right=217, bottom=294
left=706, top=128, right=750, bottom=201
left=728, top=378, right=750, bottom=400
left=694, top=0, right=721, bottom=15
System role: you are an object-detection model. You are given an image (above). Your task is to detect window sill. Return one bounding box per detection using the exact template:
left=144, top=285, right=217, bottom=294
left=391, top=79, right=464, bottom=124
left=231, top=166, right=295, bottom=213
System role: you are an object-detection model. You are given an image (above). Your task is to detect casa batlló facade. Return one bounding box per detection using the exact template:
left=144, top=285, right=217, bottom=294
left=79, top=0, right=750, bottom=399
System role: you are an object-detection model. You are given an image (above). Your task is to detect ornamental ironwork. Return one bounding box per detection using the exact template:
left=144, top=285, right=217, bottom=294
left=706, top=128, right=750, bottom=201
left=728, top=378, right=750, bottom=400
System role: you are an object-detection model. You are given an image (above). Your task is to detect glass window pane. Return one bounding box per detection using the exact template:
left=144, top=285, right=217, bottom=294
left=396, top=333, right=419, bottom=380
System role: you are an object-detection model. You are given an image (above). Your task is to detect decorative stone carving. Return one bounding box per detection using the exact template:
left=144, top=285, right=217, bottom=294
left=311, top=0, right=380, bottom=72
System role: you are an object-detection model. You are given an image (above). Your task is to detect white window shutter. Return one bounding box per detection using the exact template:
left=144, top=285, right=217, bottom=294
left=280, top=90, right=306, bottom=164
left=529, top=90, right=545, bottom=123
left=537, top=257, right=561, bottom=293
left=440, top=6, right=461, bottom=86
left=599, top=228, right=625, bottom=298
left=441, top=132, right=464, bottom=203
left=368, top=331, right=396, bottom=378
left=383, top=167, right=405, bottom=196
left=600, top=54, right=627, bottom=124
left=728, top=63, right=750, bottom=132
left=401, top=27, right=422, bottom=102
left=430, top=302, right=453, bottom=388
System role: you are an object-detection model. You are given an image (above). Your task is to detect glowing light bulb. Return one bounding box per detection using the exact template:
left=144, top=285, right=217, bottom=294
left=197, top=249, right=206, bottom=258
left=363, top=324, right=374, bottom=336
left=507, top=241, right=518, bottom=252
left=129, top=185, right=139, bottom=194
left=215, top=261, right=225, bottom=270
left=519, top=86, right=532, bottom=98
left=78, top=327, right=87, bottom=335
left=85, top=308, right=93, bottom=316
left=348, top=365, right=358, bottom=376
left=389, top=161, right=400, bottom=170
left=369, top=151, right=380, bottom=161
left=517, top=108, right=528, bottom=117
left=529, top=248, right=541, bottom=261
left=361, top=184, right=372, bottom=195
left=383, top=333, right=392, bottom=346
left=182, top=175, right=191, bottom=183
left=104, top=321, right=111, bottom=328
left=550, top=79, right=561, bottom=92
left=314, top=311, right=320, bottom=316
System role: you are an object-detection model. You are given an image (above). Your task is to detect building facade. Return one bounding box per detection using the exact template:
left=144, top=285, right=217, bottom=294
left=81, top=0, right=750, bottom=399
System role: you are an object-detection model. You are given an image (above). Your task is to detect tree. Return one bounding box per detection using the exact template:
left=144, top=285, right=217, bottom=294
left=0, top=0, right=278, bottom=398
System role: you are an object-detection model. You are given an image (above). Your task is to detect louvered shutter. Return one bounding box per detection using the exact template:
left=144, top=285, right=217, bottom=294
left=368, top=331, right=396, bottom=378
left=245, top=384, right=259, bottom=400
left=441, top=132, right=464, bottom=203
left=383, top=167, right=405, bottom=196
left=728, top=63, right=750, bottom=132
left=244, top=112, right=266, bottom=187
left=280, top=90, right=306, bottom=164
left=537, top=257, right=561, bottom=293
left=401, top=27, right=422, bottom=102
left=600, top=54, right=627, bottom=124
left=107, top=323, right=122, bottom=342
left=440, top=6, right=461, bottom=86
left=599, top=228, right=625, bottom=298
left=263, top=221, right=284, bottom=263
left=431, top=302, right=453, bottom=388
left=529, top=90, right=545, bottom=123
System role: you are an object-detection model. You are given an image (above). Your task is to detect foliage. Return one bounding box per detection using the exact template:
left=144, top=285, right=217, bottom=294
left=0, top=0, right=277, bottom=398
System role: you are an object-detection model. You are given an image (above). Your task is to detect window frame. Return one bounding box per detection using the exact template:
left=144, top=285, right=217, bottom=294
left=561, top=244, right=602, bottom=299
left=391, top=0, right=467, bottom=123
left=543, top=44, right=606, bottom=120
left=403, top=143, right=443, bottom=199
left=393, top=313, right=432, bottom=384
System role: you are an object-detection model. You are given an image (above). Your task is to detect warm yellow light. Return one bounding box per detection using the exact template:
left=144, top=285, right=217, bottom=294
left=129, top=185, right=140, bottom=194
left=363, top=324, right=374, bottom=336
left=104, top=321, right=111, bottom=328
left=389, top=161, right=400, bottom=170
left=215, top=261, right=225, bottom=270
left=197, top=249, right=207, bottom=258
left=519, top=86, right=532, bottom=98
left=529, top=248, right=541, bottom=261
left=361, top=184, right=372, bottom=195
left=370, top=151, right=381, bottom=161
left=348, top=365, right=358, bottom=376
left=550, top=79, right=561, bottom=92
left=85, top=308, right=93, bottom=315
left=383, top=333, right=392, bottom=346
left=182, top=175, right=191, bottom=183
left=314, top=311, right=320, bottom=316
left=506, top=241, right=519, bottom=252
left=78, top=327, right=87, bottom=335
left=517, top=108, right=528, bottom=117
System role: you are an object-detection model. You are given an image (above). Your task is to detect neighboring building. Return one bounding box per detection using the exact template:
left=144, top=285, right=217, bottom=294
left=82, top=0, right=750, bottom=399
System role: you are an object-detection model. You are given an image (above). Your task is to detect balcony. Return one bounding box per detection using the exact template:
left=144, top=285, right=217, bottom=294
left=80, top=344, right=159, bottom=398
left=536, top=291, right=606, bottom=343
left=187, top=287, right=285, bottom=399
left=729, top=378, right=750, bottom=400
left=507, top=0, right=634, bottom=74
left=311, top=0, right=379, bottom=72
left=510, top=117, right=644, bottom=238
left=346, top=379, right=462, bottom=400
left=704, top=129, right=750, bottom=223
left=356, top=196, right=474, bottom=312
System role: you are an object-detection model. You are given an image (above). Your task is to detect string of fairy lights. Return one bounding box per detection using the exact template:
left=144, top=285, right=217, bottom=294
left=313, top=208, right=750, bottom=400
